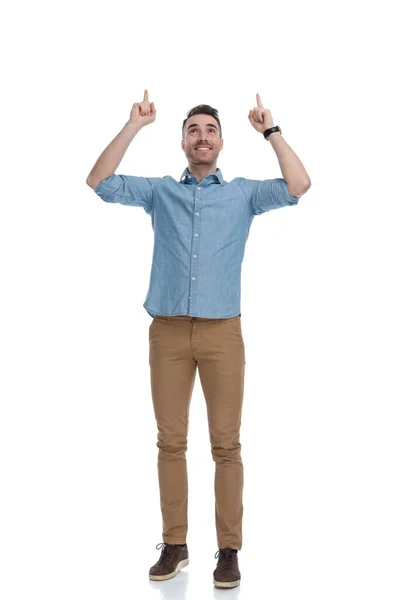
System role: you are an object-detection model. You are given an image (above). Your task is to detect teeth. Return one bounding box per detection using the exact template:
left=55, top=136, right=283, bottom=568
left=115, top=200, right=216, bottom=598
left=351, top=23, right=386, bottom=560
left=196, top=147, right=210, bottom=150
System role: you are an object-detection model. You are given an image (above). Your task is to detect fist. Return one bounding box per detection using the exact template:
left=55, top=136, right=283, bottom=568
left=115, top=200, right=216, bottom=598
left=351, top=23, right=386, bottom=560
left=248, top=93, right=274, bottom=133
left=129, top=89, right=156, bottom=127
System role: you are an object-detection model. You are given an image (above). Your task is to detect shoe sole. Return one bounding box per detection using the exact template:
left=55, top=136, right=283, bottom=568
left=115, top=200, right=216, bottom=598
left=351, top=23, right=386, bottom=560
left=149, top=558, right=189, bottom=581
left=213, top=578, right=241, bottom=588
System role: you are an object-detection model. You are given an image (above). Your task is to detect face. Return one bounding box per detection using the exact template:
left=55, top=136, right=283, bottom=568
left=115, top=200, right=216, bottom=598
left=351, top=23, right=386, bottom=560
left=181, top=114, right=223, bottom=166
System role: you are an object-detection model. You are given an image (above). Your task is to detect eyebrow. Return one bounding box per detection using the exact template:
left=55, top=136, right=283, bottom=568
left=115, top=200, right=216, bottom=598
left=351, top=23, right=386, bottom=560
left=187, top=123, right=218, bottom=130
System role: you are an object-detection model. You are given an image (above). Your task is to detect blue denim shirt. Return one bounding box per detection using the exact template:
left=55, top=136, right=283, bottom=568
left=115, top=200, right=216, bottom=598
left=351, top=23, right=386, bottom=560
left=94, top=167, right=300, bottom=318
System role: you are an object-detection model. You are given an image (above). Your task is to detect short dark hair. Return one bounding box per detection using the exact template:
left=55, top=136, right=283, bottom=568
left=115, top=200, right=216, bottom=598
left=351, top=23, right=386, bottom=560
left=182, top=104, right=222, bottom=138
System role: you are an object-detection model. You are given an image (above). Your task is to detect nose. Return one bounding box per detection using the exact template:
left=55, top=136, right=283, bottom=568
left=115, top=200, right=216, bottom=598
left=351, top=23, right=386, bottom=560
left=195, top=130, right=209, bottom=142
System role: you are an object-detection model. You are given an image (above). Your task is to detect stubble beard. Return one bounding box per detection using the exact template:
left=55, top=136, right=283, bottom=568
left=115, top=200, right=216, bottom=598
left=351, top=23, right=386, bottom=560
left=189, top=147, right=216, bottom=166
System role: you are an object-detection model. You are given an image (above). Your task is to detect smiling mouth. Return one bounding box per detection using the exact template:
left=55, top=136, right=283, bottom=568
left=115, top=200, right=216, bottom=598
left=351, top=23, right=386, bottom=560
left=195, top=147, right=212, bottom=151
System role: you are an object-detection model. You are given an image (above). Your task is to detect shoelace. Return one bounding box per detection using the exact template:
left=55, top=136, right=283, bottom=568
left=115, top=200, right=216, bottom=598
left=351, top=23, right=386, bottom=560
left=155, top=542, right=184, bottom=565
left=214, top=548, right=238, bottom=569
left=155, top=542, right=170, bottom=565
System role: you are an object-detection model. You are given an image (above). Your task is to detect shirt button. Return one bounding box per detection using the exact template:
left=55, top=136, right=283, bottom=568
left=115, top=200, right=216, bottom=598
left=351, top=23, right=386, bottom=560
left=194, top=233, right=198, bottom=237
left=192, top=277, right=195, bottom=280
left=197, top=187, right=201, bottom=190
left=188, top=175, right=191, bottom=178
left=196, top=212, right=199, bottom=216
left=193, top=255, right=197, bottom=258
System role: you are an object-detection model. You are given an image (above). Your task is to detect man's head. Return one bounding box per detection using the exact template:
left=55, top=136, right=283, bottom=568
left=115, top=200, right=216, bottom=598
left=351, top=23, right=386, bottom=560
left=181, top=104, right=224, bottom=169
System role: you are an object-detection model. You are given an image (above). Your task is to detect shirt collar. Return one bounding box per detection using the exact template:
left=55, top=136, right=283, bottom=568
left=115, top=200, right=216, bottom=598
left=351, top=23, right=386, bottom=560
left=179, top=167, right=225, bottom=186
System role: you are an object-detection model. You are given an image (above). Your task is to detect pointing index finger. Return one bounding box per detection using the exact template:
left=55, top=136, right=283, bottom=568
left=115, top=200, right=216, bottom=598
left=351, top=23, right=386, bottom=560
left=256, top=93, right=263, bottom=108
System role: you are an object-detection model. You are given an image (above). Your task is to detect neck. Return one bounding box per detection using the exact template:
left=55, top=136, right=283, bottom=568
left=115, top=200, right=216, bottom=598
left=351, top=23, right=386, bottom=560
left=187, top=162, right=218, bottom=183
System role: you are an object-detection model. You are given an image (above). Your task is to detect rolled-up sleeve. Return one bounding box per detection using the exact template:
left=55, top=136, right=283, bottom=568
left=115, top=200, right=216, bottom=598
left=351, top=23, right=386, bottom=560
left=237, top=177, right=300, bottom=215
left=94, top=174, right=160, bottom=215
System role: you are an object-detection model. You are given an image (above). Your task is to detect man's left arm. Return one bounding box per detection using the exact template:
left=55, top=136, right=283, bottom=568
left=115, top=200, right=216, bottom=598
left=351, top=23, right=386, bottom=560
left=267, top=132, right=311, bottom=197
left=249, top=93, right=311, bottom=197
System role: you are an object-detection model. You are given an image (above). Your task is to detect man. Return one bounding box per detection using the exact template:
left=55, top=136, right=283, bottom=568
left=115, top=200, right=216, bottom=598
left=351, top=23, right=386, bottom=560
left=86, top=90, right=311, bottom=589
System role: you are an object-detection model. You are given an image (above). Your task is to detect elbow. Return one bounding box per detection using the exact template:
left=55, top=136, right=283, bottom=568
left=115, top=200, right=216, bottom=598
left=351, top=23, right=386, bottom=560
left=288, top=178, right=311, bottom=198
left=86, top=176, right=97, bottom=190
left=86, top=173, right=114, bottom=190
left=301, top=178, right=312, bottom=195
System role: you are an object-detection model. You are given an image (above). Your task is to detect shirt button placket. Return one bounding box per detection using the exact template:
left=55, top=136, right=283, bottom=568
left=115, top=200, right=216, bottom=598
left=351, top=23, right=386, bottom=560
left=189, top=186, right=202, bottom=315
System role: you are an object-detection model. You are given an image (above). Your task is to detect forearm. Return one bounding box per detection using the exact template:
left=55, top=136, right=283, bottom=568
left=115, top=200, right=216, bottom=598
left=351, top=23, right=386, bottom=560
left=86, top=121, right=142, bottom=189
left=267, top=132, right=311, bottom=196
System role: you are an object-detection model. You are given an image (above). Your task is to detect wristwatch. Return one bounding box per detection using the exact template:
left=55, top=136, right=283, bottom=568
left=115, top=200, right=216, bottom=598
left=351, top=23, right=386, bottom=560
left=263, top=126, right=282, bottom=140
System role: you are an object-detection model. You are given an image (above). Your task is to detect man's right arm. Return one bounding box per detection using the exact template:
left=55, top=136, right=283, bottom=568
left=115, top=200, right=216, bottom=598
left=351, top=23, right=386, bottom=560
left=86, top=121, right=142, bottom=190
left=86, top=89, right=157, bottom=190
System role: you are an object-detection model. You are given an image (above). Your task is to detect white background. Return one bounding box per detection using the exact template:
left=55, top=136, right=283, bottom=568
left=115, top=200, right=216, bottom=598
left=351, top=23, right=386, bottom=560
left=1, top=0, right=399, bottom=599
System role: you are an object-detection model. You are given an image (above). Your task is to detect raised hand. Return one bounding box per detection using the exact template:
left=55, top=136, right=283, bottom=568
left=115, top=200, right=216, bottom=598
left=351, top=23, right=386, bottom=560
left=248, top=93, right=274, bottom=133
left=128, top=89, right=157, bottom=127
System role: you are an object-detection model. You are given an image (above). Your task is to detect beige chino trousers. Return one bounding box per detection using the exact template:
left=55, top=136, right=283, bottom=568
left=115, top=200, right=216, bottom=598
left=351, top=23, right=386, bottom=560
left=149, top=314, right=246, bottom=550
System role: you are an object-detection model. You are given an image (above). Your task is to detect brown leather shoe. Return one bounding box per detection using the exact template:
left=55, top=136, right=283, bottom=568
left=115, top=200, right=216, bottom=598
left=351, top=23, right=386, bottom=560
left=213, top=548, right=241, bottom=588
left=149, top=542, right=189, bottom=581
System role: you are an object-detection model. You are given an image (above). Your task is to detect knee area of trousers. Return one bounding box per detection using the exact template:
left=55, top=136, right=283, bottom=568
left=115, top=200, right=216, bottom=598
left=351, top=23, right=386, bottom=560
left=157, top=439, right=188, bottom=454
left=211, top=442, right=242, bottom=460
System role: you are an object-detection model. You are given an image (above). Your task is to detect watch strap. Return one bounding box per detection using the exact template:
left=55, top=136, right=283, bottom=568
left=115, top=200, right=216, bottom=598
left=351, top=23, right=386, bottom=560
left=263, top=126, right=282, bottom=140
